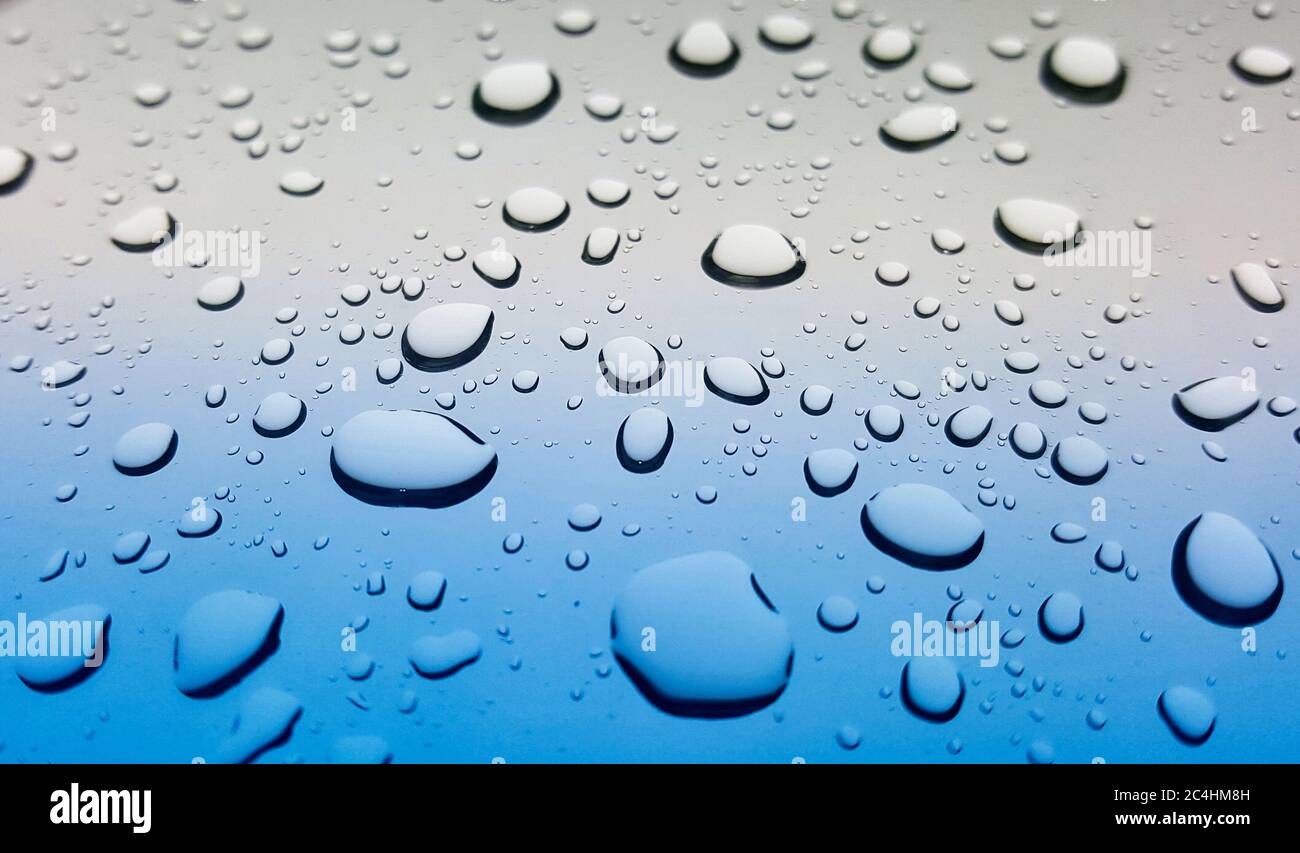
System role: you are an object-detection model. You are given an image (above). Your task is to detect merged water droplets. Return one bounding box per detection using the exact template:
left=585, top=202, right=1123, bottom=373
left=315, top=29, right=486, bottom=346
left=1173, top=375, right=1259, bottom=431
left=330, top=410, right=498, bottom=508
left=410, top=630, right=482, bottom=678
left=174, top=590, right=283, bottom=697
left=611, top=552, right=793, bottom=717
left=861, top=483, right=985, bottom=569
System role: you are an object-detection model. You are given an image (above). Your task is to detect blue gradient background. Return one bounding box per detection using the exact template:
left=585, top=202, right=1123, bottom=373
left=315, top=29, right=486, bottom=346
left=1, top=0, right=1297, bottom=762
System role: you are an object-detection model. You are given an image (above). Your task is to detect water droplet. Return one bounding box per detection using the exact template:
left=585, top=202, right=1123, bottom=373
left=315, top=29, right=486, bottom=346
left=611, top=552, right=793, bottom=717
left=330, top=409, right=498, bottom=507
left=862, top=483, right=985, bottom=569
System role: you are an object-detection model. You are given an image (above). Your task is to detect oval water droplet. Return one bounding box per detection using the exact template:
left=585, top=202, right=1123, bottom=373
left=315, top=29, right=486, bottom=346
left=617, top=407, right=673, bottom=471
left=473, top=62, right=560, bottom=123
left=402, top=303, right=494, bottom=371
left=701, top=224, right=805, bottom=286
left=862, top=483, right=985, bottom=569
left=112, top=422, right=178, bottom=475
left=331, top=409, right=497, bottom=508
left=704, top=357, right=769, bottom=404
left=1173, top=511, right=1282, bottom=625
left=1173, top=375, right=1260, bottom=431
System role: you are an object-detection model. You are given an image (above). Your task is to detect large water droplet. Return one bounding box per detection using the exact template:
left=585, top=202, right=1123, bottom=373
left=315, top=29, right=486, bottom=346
left=1172, top=511, right=1282, bottom=625
left=112, top=422, right=178, bottom=475
left=16, top=604, right=110, bottom=691
left=473, top=62, right=560, bottom=123
left=701, top=224, right=805, bottom=286
left=1230, top=262, right=1285, bottom=312
left=670, top=21, right=739, bottom=76
left=1231, top=45, right=1293, bottom=83
left=410, top=630, right=482, bottom=678
left=861, top=483, right=985, bottom=569
left=330, top=409, right=498, bottom=507
left=901, top=657, right=963, bottom=721
left=1158, top=686, right=1216, bottom=745
left=617, top=407, right=673, bottom=471
left=503, top=186, right=569, bottom=231
left=611, top=551, right=793, bottom=717
left=1173, top=375, right=1259, bottom=431
left=804, top=448, right=858, bottom=496
left=1043, top=36, right=1125, bottom=102
left=704, top=357, right=769, bottom=404
left=174, top=590, right=283, bottom=697
left=402, top=303, right=494, bottom=371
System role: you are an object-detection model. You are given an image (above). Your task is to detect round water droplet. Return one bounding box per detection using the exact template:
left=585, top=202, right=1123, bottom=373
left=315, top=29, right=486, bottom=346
left=473, top=62, right=560, bottom=123
left=804, top=448, right=858, bottom=496
left=252, top=392, right=306, bottom=438
left=1045, top=36, right=1124, bottom=101
left=901, top=657, right=963, bottom=721
left=197, top=276, right=244, bottom=310
left=1051, top=435, right=1108, bottom=485
left=1039, top=591, right=1084, bottom=642
left=702, top=224, right=805, bottom=286
left=670, top=21, right=740, bottom=76
left=817, top=595, right=859, bottom=631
